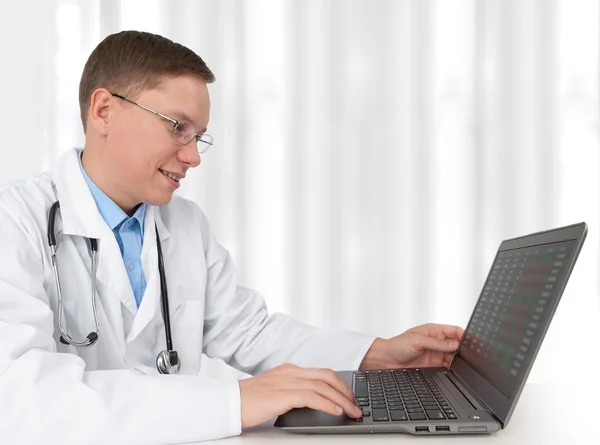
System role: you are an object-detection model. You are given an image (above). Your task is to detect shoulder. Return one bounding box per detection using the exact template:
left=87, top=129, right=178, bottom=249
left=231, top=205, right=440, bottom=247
left=0, top=172, right=55, bottom=250
left=0, top=172, right=55, bottom=222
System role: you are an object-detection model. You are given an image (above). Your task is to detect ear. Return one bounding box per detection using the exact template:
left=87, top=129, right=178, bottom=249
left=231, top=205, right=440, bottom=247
left=87, top=88, right=113, bottom=137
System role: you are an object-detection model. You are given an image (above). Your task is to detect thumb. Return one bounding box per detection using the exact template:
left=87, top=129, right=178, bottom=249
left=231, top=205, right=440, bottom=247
left=413, top=334, right=459, bottom=353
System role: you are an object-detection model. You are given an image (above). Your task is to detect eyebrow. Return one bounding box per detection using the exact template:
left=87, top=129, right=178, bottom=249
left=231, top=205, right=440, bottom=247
left=169, top=110, right=207, bottom=133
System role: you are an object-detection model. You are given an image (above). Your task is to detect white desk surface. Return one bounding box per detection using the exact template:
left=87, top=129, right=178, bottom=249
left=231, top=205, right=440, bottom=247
left=200, top=382, right=598, bottom=445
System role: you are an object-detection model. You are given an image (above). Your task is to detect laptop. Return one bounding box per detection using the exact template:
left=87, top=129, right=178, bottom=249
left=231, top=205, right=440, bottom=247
left=275, top=222, right=587, bottom=435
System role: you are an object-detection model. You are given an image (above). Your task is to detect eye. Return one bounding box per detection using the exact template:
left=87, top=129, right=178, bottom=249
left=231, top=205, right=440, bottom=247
left=175, top=120, right=194, bottom=135
left=171, top=121, right=197, bottom=143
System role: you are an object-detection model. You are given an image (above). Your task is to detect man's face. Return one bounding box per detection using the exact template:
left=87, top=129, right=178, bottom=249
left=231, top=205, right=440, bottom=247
left=105, top=74, right=210, bottom=209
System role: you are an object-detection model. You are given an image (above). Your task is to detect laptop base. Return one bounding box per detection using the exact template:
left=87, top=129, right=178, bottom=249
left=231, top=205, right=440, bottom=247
left=275, top=369, right=501, bottom=435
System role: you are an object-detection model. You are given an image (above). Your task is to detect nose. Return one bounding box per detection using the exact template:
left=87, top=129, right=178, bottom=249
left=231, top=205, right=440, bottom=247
left=178, top=141, right=201, bottom=168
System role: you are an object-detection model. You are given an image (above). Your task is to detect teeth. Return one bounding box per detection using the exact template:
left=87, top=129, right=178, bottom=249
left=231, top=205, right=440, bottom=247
left=161, top=169, right=180, bottom=182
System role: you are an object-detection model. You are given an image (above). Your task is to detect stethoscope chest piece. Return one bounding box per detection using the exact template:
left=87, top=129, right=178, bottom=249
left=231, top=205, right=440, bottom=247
left=156, top=350, right=181, bottom=374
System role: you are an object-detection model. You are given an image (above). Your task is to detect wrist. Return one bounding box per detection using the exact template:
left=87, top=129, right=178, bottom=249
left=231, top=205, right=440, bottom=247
left=359, top=338, right=392, bottom=370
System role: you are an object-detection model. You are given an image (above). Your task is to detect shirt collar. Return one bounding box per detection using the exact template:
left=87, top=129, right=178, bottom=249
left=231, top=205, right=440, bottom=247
left=77, top=149, right=146, bottom=232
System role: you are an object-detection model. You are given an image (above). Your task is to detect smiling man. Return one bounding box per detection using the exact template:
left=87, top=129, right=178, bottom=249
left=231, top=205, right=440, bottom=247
left=0, top=31, right=463, bottom=444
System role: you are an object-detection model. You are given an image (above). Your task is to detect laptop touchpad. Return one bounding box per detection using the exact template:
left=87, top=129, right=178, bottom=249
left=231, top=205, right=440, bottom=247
left=276, top=407, right=352, bottom=428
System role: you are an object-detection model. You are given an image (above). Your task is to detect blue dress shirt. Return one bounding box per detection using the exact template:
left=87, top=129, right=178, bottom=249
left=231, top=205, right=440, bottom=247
left=78, top=150, right=147, bottom=307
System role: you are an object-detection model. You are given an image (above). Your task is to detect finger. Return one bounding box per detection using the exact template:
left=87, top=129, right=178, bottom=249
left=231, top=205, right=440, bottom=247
left=413, top=333, right=460, bottom=353
left=297, top=368, right=356, bottom=404
left=441, top=324, right=465, bottom=341
left=426, top=324, right=465, bottom=341
left=276, top=365, right=358, bottom=414
left=299, top=379, right=363, bottom=418
left=290, top=390, right=349, bottom=417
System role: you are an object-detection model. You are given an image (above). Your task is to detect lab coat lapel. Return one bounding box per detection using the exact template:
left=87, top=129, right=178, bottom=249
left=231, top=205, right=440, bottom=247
left=126, top=206, right=171, bottom=343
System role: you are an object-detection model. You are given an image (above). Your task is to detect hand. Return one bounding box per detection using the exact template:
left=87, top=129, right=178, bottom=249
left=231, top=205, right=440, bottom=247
left=238, top=363, right=363, bottom=429
left=360, top=323, right=465, bottom=370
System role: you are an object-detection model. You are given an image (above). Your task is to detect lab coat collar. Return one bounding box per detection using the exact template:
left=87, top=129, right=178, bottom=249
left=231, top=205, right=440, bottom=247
left=51, top=148, right=109, bottom=239
left=152, top=205, right=171, bottom=243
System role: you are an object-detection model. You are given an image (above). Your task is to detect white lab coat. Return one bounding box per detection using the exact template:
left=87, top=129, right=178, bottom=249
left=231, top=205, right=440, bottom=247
left=0, top=148, right=376, bottom=445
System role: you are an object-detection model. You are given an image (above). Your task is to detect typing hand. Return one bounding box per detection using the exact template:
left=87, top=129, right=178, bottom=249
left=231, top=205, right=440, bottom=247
left=238, top=363, right=363, bottom=429
left=360, top=323, right=465, bottom=370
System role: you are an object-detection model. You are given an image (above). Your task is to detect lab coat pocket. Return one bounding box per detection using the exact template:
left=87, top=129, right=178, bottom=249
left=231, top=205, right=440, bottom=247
left=171, top=300, right=205, bottom=374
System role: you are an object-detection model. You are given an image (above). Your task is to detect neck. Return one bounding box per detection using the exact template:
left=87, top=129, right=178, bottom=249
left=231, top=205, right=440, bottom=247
left=81, top=146, right=139, bottom=217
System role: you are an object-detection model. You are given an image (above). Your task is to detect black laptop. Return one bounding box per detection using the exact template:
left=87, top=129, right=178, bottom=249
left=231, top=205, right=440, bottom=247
left=275, top=222, right=587, bottom=435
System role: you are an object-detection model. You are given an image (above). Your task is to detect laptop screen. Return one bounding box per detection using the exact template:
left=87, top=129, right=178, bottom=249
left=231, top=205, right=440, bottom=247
left=455, top=238, right=578, bottom=399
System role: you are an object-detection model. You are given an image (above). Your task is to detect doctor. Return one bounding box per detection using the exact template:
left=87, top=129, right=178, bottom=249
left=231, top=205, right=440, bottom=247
left=0, top=31, right=463, bottom=444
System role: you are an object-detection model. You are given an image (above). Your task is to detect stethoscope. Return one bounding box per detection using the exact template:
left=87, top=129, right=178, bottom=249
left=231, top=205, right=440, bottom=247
left=47, top=201, right=181, bottom=374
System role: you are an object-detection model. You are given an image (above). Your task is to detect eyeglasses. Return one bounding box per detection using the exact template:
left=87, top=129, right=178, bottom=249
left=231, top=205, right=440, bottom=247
left=110, top=93, right=214, bottom=154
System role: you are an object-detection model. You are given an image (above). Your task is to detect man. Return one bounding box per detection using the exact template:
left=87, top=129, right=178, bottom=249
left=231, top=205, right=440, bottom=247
left=0, top=31, right=463, bottom=444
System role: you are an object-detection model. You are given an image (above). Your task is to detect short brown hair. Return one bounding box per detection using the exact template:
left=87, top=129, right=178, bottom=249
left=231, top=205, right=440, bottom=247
left=79, top=30, right=215, bottom=132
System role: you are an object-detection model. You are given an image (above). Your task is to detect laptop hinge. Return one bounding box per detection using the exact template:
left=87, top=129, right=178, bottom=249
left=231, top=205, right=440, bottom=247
left=446, top=369, right=504, bottom=427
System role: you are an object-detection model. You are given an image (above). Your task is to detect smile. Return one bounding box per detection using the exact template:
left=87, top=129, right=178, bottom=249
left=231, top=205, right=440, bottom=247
left=159, top=169, right=182, bottom=183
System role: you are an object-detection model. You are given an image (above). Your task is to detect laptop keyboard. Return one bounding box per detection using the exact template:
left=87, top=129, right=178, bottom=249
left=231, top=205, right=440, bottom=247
left=352, top=369, right=457, bottom=422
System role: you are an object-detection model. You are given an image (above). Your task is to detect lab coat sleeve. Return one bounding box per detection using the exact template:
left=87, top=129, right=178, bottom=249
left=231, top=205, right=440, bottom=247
left=198, top=209, right=377, bottom=375
left=0, top=190, right=241, bottom=445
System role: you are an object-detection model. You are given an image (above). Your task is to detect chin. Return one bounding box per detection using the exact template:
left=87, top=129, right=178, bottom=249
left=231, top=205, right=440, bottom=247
left=145, top=192, right=175, bottom=207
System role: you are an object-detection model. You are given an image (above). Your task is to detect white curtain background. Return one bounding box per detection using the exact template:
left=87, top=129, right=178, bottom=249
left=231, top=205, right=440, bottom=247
left=0, top=0, right=598, bottom=383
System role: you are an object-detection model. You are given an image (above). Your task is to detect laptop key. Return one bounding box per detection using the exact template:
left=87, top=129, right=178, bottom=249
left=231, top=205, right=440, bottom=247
left=409, top=413, right=427, bottom=420
left=354, top=382, right=368, bottom=398
left=426, top=410, right=446, bottom=420
left=372, top=409, right=390, bottom=421
left=447, top=413, right=457, bottom=419
left=390, top=410, right=408, bottom=421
